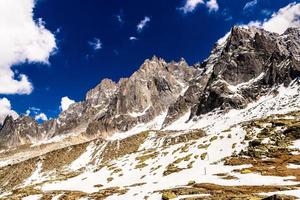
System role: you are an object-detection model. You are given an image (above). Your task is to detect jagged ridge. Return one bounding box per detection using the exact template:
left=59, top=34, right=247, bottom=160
left=1, top=26, right=300, bottom=150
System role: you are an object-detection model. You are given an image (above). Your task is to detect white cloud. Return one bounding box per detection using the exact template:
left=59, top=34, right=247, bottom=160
left=260, top=2, right=300, bottom=34
left=0, top=98, right=18, bottom=124
left=25, top=109, right=31, bottom=116
left=0, top=0, right=56, bottom=95
left=180, top=0, right=204, bottom=13
left=137, top=16, right=151, bottom=32
left=29, top=107, right=40, bottom=112
left=243, top=0, right=258, bottom=11
left=129, top=36, right=138, bottom=41
left=88, top=38, right=102, bottom=50
left=180, top=0, right=219, bottom=13
left=34, top=113, right=48, bottom=121
left=60, top=96, right=75, bottom=111
left=25, top=107, right=41, bottom=116
left=25, top=107, right=48, bottom=121
left=206, top=0, right=219, bottom=12
left=261, top=9, right=272, bottom=17
left=116, top=15, right=123, bottom=24
left=55, top=27, right=62, bottom=34
left=245, top=2, right=300, bottom=34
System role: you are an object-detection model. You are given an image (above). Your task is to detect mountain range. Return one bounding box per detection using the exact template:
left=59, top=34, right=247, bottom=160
left=0, top=26, right=300, bottom=200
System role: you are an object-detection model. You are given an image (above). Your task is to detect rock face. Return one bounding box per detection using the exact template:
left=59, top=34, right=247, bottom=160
left=85, top=57, right=198, bottom=136
left=1, top=26, right=300, bottom=149
left=184, top=26, right=300, bottom=120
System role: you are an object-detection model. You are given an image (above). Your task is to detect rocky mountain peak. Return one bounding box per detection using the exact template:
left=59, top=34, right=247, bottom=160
left=164, top=26, right=300, bottom=123
left=85, top=78, right=117, bottom=103
left=192, top=26, right=300, bottom=115
left=0, top=115, right=14, bottom=135
left=206, top=25, right=300, bottom=85
left=0, top=115, right=41, bottom=148
left=137, top=56, right=167, bottom=74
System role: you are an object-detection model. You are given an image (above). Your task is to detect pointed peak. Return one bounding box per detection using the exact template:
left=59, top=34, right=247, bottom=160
left=231, top=25, right=256, bottom=32
left=148, top=55, right=166, bottom=63
left=1, top=115, right=14, bottom=129
left=179, top=57, right=187, bottom=64
left=176, top=57, right=189, bottom=69
left=283, top=27, right=300, bottom=35
left=139, top=56, right=166, bottom=72
left=99, top=78, right=117, bottom=88
left=3, top=115, right=14, bottom=123
left=151, top=55, right=159, bottom=61
left=216, top=25, right=266, bottom=50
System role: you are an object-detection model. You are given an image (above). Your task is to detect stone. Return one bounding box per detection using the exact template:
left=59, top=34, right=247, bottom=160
left=162, top=191, right=177, bottom=200
left=262, top=194, right=282, bottom=200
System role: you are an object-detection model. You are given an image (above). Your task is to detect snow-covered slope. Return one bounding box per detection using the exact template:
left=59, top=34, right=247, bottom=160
left=1, top=82, right=300, bottom=199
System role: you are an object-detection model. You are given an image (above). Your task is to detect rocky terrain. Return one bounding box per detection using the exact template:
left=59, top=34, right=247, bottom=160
left=0, top=26, right=300, bottom=200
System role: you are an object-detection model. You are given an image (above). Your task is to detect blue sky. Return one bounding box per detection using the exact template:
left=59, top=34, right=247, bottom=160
left=0, top=0, right=299, bottom=121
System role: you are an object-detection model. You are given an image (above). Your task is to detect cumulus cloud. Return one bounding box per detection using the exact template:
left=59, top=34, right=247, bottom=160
left=60, top=96, right=75, bottom=111
left=88, top=38, right=102, bottom=50
left=0, top=98, right=18, bottom=124
left=0, top=0, right=56, bottom=95
left=137, top=16, right=151, bottom=32
left=246, top=3, right=300, bottom=34
left=243, top=0, right=258, bottom=11
left=206, top=0, right=219, bottom=12
left=180, top=0, right=219, bottom=13
left=180, top=0, right=204, bottom=13
left=259, top=2, right=300, bottom=34
left=34, top=113, right=48, bottom=121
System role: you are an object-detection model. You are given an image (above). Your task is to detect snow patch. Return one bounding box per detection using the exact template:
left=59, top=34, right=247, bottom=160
left=166, top=83, right=300, bottom=134
left=129, top=105, right=151, bottom=117
left=23, top=162, right=43, bottom=187
left=287, top=163, right=300, bottom=169
left=22, top=194, right=43, bottom=200
left=292, top=140, right=300, bottom=149
left=108, top=111, right=167, bottom=140
left=69, top=142, right=96, bottom=171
